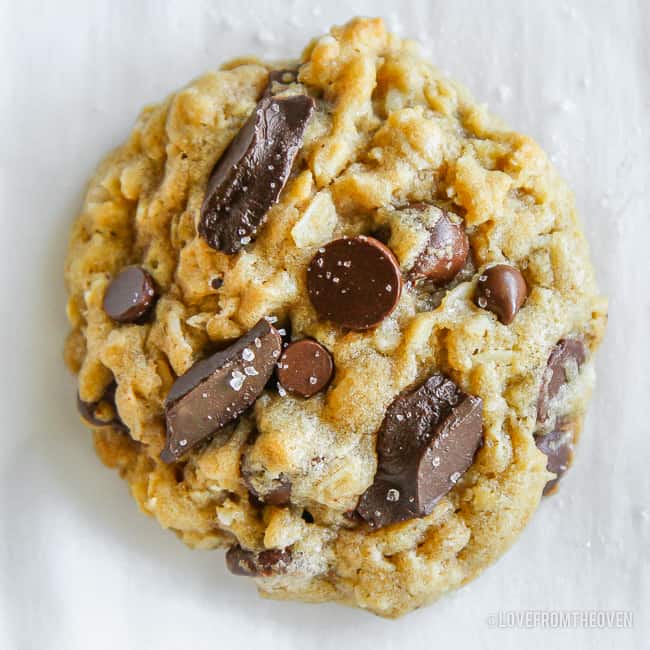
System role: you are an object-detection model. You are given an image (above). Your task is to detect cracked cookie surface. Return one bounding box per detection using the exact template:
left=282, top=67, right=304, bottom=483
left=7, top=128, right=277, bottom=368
left=64, top=17, right=606, bottom=617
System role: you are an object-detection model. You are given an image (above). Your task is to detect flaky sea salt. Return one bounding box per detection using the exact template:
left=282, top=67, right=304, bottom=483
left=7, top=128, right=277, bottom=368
left=386, top=488, right=400, bottom=502
left=229, top=370, right=245, bottom=391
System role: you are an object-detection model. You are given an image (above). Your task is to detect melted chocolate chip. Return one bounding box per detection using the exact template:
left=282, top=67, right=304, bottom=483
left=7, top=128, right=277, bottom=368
left=537, top=338, right=587, bottom=423
left=411, top=209, right=469, bottom=284
left=161, top=319, right=282, bottom=463
left=77, top=382, right=128, bottom=433
left=535, top=419, right=574, bottom=495
left=306, top=236, right=403, bottom=330
left=277, top=339, right=333, bottom=398
left=357, top=374, right=483, bottom=529
left=199, top=94, right=314, bottom=253
left=103, top=266, right=157, bottom=323
left=210, top=276, right=224, bottom=290
left=225, top=545, right=292, bottom=577
left=474, top=264, right=527, bottom=325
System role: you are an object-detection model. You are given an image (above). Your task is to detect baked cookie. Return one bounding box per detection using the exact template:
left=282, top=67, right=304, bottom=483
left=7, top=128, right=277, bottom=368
left=64, top=17, right=607, bottom=617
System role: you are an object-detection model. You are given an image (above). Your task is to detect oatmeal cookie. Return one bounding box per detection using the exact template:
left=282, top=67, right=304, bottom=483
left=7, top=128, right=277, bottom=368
left=64, top=17, right=607, bottom=617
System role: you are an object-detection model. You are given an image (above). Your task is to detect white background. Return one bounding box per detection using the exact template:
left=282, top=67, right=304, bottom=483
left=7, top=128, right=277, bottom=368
left=1, top=1, right=648, bottom=649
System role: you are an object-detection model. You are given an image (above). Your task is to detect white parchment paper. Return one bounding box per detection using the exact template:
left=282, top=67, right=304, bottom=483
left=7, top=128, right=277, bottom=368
left=1, top=1, right=648, bottom=648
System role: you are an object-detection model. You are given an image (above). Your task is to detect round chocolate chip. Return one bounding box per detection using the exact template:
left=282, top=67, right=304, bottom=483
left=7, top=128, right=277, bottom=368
left=277, top=339, right=333, bottom=398
left=103, top=266, right=157, bottom=323
left=474, top=264, right=527, bottom=325
left=307, top=236, right=402, bottom=330
left=412, top=210, right=469, bottom=284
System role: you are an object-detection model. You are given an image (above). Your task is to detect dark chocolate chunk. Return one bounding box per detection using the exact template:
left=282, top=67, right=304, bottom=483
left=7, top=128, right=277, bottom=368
left=535, top=419, right=574, bottom=495
left=411, top=209, right=469, bottom=284
left=306, top=236, right=403, bottom=330
left=277, top=339, right=333, bottom=398
left=199, top=94, right=314, bottom=254
left=537, top=338, right=587, bottom=423
left=77, top=382, right=128, bottom=432
left=210, top=276, right=224, bottom=290
left=225, top=545, right=292, bottom=577
left=103, top=266, right=157, bottom=323
left=357, top=374, right=483, bottom=529
left=474, top=264, right=527, bottom=325
left=161, top=319, right=282, bottom=463
left=264, top=68, right=299, bottom=97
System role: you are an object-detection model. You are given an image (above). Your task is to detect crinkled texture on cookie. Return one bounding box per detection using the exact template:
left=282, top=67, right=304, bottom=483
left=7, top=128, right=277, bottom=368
left=64, top=17, right=606, bottom=617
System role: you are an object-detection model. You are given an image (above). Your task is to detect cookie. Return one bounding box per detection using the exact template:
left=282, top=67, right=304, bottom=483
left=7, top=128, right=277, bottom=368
left=64, top=17, right=607, bottom=617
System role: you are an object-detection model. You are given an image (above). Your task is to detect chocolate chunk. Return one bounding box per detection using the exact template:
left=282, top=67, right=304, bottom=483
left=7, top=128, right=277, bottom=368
left=199, top=95, right=314, bottom=253
left=535, top=419, right=574, bottom=495
left=225, top=545, right=292, bottom=577
left=77, top=382, right=128, bottom=432
left=161, top=319, right=282, bottom=463
left=537, top=338, right=587, bottom=423
left=210, top=276, right=224, bottom=290
left=307, top=236, right=403, bottom=330
left=474, top=264, right=527, bottom=325
left=412, top=209, right=469, bottom=284
left=277, top=339, right=333, bottom=398
left=103, top=266, right=157, bottom=323
left=264, top=68, right=299, bottom=97
left=357, top=374, right=483, bottom=529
